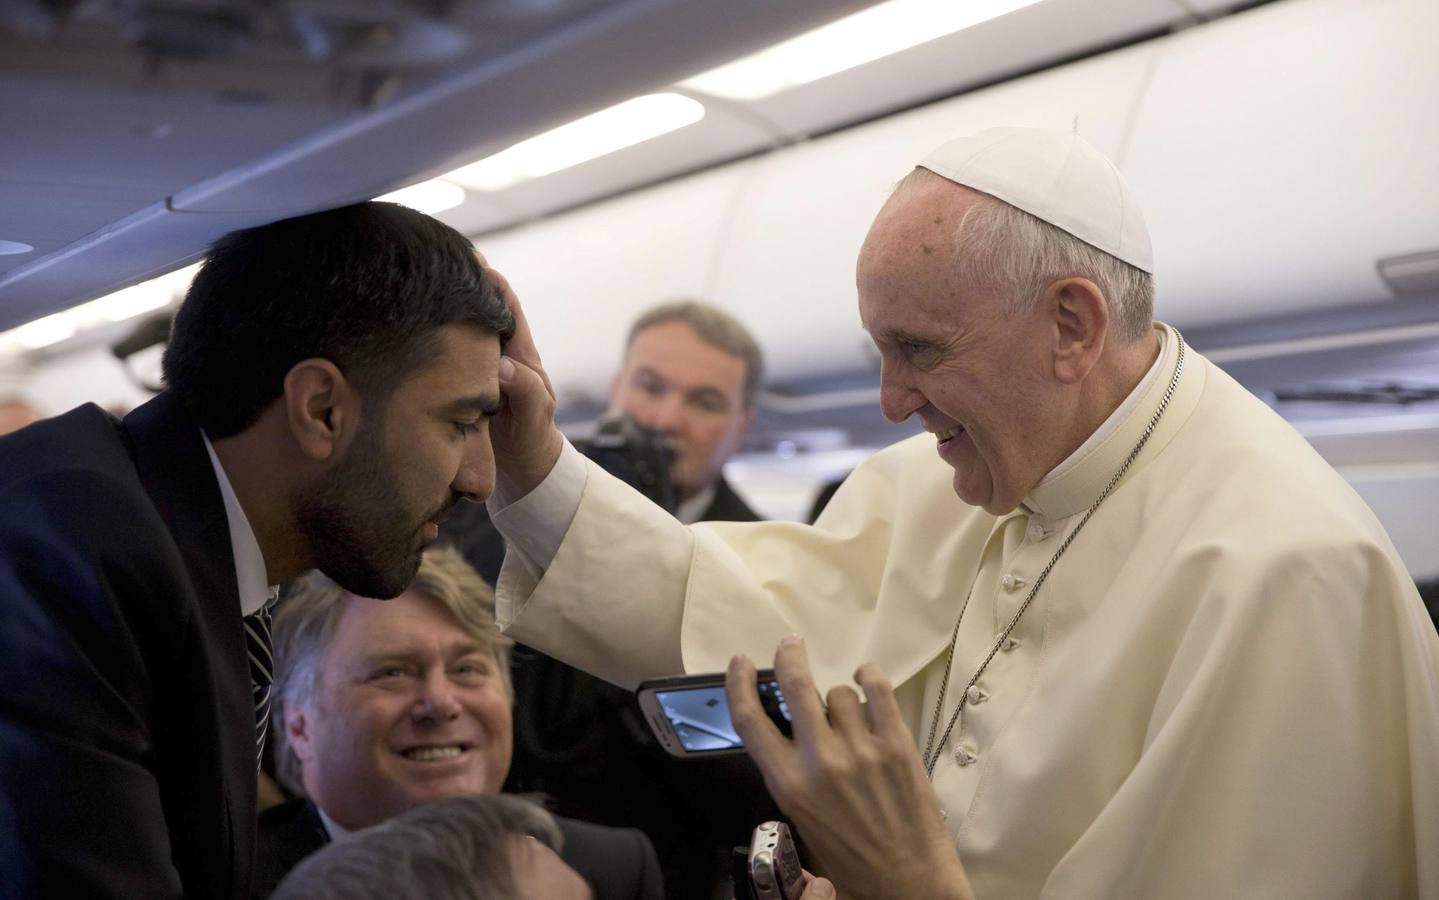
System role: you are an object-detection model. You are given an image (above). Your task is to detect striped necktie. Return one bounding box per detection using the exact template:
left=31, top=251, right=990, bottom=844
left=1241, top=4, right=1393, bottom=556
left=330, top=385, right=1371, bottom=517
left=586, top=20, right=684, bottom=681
left=243, top=604, right=274, bottom=771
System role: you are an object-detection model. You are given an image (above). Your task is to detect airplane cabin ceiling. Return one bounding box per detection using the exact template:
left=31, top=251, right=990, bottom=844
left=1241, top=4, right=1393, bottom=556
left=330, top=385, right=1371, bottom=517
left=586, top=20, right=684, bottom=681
left=0, top=0, right=1224, bottom=331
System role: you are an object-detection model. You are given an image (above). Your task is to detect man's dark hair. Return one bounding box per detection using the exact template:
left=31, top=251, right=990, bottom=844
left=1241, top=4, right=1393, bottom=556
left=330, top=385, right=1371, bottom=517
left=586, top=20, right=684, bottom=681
left=163, top=202, right=515, bottom=437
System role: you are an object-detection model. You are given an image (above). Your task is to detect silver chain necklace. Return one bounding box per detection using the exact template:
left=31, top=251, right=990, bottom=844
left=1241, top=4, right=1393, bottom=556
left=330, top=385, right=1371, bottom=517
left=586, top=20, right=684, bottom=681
left=920, top=331, right=1187, bottom=779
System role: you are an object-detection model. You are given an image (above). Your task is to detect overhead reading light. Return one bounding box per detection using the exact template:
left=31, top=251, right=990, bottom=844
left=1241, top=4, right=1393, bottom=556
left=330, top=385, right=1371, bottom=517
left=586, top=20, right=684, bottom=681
left=0, top=263, right=199, bottom=353
left=375, top=179, right=467, bottom=214
left=9, top=314, right=76, bottom=352
left=445, top=92, right=706, bottom=192
left=679, top=0, right=1045, bottom=101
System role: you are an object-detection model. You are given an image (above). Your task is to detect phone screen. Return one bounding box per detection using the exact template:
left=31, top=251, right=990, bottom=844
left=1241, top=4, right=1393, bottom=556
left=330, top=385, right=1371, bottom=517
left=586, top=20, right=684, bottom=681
left=640, top=673, right=793, bottom=755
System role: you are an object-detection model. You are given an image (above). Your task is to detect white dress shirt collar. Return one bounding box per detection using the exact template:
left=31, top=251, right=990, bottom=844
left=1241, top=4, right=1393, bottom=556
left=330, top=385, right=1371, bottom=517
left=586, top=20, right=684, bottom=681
left=317, top=806, right=353, bottom=840
left=675, top=484, right=717, bottom=525
left=200, top=431, right=276, bottom=616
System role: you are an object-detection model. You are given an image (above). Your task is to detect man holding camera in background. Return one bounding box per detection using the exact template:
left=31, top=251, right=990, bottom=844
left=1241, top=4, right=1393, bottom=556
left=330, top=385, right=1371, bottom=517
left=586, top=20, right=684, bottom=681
left=606, top=301, right=764, bottom=526
left=443, top=300, right=772, bottom=899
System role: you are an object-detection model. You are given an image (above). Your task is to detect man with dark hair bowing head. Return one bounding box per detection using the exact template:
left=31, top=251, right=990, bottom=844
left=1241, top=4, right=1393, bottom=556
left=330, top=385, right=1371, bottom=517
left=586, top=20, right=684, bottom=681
left=481, top=127, right=1439, bottom=899
left=0, top=202, right=512, bottom=900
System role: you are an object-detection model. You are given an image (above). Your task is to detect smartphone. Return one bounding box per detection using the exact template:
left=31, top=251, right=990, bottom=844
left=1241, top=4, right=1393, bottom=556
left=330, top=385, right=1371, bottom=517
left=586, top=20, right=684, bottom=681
left=748, top=821, right=805, bottom=900
left=635, top=669, right=793, bottom=758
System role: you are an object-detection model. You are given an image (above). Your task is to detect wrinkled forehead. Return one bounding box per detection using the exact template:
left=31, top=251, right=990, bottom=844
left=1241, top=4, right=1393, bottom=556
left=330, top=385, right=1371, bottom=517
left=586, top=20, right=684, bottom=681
left=859, top=179, right=983, bottom=319
left=326, top=591, right=490, bottom=662
left=860, top=177, right=984, bottom=280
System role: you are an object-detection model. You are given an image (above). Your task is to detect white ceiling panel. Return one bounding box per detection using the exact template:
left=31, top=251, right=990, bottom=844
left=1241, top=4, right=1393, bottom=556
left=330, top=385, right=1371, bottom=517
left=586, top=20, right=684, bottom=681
left=731, top=0, right=1180, bottom=141
left=440, top=104, right=777, bottom=235
left=473, top=161, right=764, bottom=406
left=1175, top=0, right=1259, bottom=15
left=1125, top=0, right=1439, bottom=328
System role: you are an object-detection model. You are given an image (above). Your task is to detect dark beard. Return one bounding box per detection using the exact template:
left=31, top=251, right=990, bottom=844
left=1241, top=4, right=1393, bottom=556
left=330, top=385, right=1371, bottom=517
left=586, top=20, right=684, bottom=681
left=294, top=422, right=423, bottom=600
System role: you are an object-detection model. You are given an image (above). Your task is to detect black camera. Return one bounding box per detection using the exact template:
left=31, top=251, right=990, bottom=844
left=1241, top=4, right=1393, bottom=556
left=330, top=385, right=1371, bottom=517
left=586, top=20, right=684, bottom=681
left=573, top=413, right=677, bottom=514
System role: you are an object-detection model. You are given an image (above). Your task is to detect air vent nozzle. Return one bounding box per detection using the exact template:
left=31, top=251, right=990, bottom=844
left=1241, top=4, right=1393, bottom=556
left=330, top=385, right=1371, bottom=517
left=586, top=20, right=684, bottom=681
left=1378, top=248, right=1439, bottom=298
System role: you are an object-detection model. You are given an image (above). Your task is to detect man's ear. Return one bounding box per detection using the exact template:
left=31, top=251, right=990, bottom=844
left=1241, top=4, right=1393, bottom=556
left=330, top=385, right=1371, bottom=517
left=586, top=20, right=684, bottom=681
left=737, top=405, right=756, bottom=440
left=1046, top=277, right=1109, bottom=385
left=282, top=359, right=359, bottom=462
left=285, top=703, right=316, bottom=764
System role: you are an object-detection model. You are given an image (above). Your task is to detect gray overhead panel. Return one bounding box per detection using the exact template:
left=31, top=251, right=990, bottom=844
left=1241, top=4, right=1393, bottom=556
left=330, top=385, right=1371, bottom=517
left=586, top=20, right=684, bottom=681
left=0, top=0, right=880, bottom=331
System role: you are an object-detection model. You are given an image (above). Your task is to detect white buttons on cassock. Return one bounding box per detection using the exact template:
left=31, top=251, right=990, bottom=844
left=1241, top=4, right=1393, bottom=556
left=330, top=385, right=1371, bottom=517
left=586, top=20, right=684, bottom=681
left=1026, top=521, right=1050, bottom=542
left=1000, top=636, right=1021, bottom=652
left=953, top=746, right=978, bottom=766
left=965, top=684, right=987, bottom=704
left=1000, top=574, right=1027, bottom=592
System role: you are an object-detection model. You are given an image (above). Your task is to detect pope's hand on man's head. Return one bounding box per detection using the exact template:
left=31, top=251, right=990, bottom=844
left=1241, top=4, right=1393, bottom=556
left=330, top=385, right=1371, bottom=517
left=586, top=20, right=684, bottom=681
left=727, top=636, right=976, bottom=900
left=477, top=254, right=565, bottom=499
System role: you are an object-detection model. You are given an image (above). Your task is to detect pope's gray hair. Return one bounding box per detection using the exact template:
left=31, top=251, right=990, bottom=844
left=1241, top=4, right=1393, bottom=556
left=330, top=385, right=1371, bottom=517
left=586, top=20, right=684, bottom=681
left=902, top=167, right=1154, bottom=344
left=271, top=794, right=563, bottom=900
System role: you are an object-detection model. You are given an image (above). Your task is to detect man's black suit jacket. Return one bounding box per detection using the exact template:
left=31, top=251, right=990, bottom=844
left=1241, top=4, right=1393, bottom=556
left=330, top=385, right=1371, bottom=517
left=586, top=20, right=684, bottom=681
left=696, top=475, right=761, bottom=524
left=0, top=394, right=256, bottom=900
left=251, top=799, right=664, bottom=900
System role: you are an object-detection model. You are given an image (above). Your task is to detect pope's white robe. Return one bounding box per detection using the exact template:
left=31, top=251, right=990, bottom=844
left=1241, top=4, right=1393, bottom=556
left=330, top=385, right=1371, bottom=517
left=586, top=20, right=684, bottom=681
left=494, top=324, right=1439, bottom=899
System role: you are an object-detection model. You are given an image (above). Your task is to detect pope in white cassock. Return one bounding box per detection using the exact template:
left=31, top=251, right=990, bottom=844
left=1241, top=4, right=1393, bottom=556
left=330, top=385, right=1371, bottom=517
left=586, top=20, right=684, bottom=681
left=479, top=127, right=1439, bottom=900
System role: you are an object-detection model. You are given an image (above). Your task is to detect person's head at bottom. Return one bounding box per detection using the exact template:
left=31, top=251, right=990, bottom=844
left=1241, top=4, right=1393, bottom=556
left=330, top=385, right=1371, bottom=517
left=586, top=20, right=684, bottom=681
left=270, top=794, right=591, bottom=900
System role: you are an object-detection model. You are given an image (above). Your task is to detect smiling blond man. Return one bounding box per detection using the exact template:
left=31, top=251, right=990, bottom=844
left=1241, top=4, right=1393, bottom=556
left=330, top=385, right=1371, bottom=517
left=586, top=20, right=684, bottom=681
left=253, top=545, right=662, bottom=900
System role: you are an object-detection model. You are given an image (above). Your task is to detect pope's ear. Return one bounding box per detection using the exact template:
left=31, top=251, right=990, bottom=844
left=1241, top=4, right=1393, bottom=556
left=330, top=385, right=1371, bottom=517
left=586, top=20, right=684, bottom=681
left=1048, top=277, right=1108, bottom=385
left=282, top=359, right=357, bottom=462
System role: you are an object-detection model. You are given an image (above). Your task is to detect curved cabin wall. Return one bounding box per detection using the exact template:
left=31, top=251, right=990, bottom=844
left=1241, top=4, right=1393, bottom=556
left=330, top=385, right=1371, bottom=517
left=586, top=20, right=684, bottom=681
left=476, top=0, right=1438, bottom=400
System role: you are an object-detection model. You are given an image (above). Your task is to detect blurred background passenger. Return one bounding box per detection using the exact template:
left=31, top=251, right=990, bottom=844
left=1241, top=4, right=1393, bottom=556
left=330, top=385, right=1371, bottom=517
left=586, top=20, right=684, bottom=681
left=269, top=793, right=590, bottom=900
left=256, top=545, right=661, bottom=900
left=608, top=301, right=765, bottom=524
left=0, top=394, right=42, bottom=435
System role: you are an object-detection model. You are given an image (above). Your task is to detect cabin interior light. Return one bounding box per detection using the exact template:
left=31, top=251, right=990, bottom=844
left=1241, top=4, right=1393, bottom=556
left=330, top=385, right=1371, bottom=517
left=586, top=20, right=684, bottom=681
left=679, top=0, right=1045, bottom=101
left=444, top=93, right=706, bottom=192
left=374, top=179, right=468, bottom=214
left=0, top=263, right=199, bottom=353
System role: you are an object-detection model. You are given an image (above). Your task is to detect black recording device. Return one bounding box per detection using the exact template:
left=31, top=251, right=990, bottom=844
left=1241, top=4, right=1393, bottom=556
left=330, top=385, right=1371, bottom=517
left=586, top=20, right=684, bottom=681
left=111, top=310, right=173, bottom=394
left=572, top=413, right=677, bottom=513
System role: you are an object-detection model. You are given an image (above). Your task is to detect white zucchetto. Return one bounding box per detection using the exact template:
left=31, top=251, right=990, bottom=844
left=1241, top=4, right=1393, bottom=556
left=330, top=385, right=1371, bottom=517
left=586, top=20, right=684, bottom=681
left=918, top=126, right=1154, bottom=274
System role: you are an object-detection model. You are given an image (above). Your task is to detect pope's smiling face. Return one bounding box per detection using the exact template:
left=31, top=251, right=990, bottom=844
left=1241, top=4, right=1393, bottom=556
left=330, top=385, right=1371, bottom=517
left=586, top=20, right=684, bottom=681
left=287, top=590, right=513, bottom=830
left=857, top=177, right=1061, bottom=515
